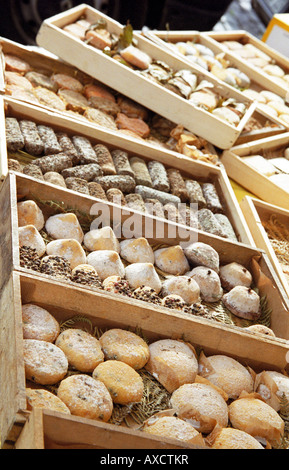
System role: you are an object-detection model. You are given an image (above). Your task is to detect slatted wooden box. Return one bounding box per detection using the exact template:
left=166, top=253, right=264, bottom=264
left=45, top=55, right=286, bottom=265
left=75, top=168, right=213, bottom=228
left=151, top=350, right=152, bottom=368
left=203, top=29, right=289, bottom=97
left=1, top=271, right=208, bottom=449
left=14, top=408, right=202, bottom=449
left=0, top=37, right=218, bottom=168
left=35, top=4, right=257, bottom=149
left=0, top=96, right=254, bottom=245
left=2, top=268, right=289, bottom=449
left=1, top=171, right=289, bottom=347
left=143, top=29, right=287, bottom=143
left=240, top=196, right=289, bottom=300
left=221, top=132, right=289, bottom=211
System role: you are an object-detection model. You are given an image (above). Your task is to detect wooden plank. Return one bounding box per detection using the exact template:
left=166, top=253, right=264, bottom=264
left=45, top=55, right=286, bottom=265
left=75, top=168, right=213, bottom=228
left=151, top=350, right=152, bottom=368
left=35, top=5, right=256, bottom=149
left=2, top=97, right=254, bottom=245
left=15, top=409, right=202, bottom=449
left=221, top=132, right=289, bottom=210
left=14, top=409, right=44, bottom=450
left=240, top=196, right=289, bottom=300
left=0, top=273, right=26, bottom=448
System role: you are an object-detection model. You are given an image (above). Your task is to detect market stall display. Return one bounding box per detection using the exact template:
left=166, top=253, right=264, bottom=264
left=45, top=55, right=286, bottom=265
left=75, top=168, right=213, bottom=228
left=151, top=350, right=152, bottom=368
left=2, top=2, right=289, bottom=452
left=221, top=132, right=289, bottom=211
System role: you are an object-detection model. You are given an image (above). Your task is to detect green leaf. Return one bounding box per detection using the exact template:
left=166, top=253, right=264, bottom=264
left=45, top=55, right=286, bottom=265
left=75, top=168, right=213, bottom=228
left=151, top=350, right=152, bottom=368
left=118, top=21, right=134, bottom=49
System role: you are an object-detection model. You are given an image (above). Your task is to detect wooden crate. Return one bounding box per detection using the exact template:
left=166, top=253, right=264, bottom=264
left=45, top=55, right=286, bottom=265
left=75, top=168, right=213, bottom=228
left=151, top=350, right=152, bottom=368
left=3, top=265, right=289, bottom=448
left=1, top=171, right=289, bottom=341
left=35, top=4, right=257, bottom=149
left=203, top=30, right=289, bottom=97
left=1, top=96, right=254, bottom=246
left=143, top=30, right=287, bottom=143
left=221, top=132, right=289, bottom=211
left=240, top=196, right=289, bottom=299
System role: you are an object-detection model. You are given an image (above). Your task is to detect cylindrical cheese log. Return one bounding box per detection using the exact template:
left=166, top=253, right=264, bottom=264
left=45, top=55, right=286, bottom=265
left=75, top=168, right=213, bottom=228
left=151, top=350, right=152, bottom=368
left=56, top=132, right=79, bottom=161
left=185, top=179, right=207, bottom=208
left=147, top=161, right=170, bottom=193
left=19, top=120, right=44, bottom=155
left=167, top=168, right=189, bottom=202
left=144, top=198, right=165, bottom=218
left=214, top=214, right=237, bottom=241
left=5, top=117, right=25, bottom=152
left=65, top=177, right=89, bottom=194
left=44, top=171, right=67, bottom=188
left=202, top=183, right=224, bottom=213
left=72, top=136, right=98, bottom=164
left=34, top=153, right=73, bottom=174
left=130, top=156, right=152, bottom=187
left=94, top=175, right=136, bottom=193
left=61, top=163, right=102, bottom=181
left=22, top=164, right=44, bottom=180
left=37, top=125, right=62, bottom=155
left=197, top=209, right=228, bottom=238
left=125, top=193, right=146, bottom=212
left=8, top=159, right=23, bottom=172
left=106, top=188, right=126, bottom=205
left=88, top=182, right=108, bottom=200
left=135, top=185, right=181, bottom=206
left=111, top=149, right=134, bottom=177
left=93, top=144, right=116, bottom=175
left=163, top=203, right=186, bottom=225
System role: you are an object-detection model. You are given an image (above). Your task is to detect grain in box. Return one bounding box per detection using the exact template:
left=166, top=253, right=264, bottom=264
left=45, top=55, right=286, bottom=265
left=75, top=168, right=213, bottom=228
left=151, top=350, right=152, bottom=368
left=1, top=95, right=254, bottom=245
left=203, top=29, right=289, bottom=98
left=35, top=4, right=257, bottom=149
left=143, top=29, right=288, bottom=142
left=241, top=196, right=289, bottom=301
left=221, top=132, right=289, bottom=211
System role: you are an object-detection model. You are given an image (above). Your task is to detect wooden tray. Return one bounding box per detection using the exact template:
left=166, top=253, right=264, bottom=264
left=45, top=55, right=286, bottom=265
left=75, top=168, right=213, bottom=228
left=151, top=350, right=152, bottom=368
left=2, top=266, right=289, bottom=448
left=240, top=196, right=289, bottom=299
left=35, top=4, right=257, bottom=149
left=143, top=30, right=287, bottom=142
left=1, top=171, right=289, bottom=339
left=1, top=96, right=254, bottom=246
left=0, top=36, right=222, bottom=167
left=203, top=30, right=289, bottom=97
left=14, top=408, right=202, bottom=449
left=221, top=132, right=289, bottom=211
